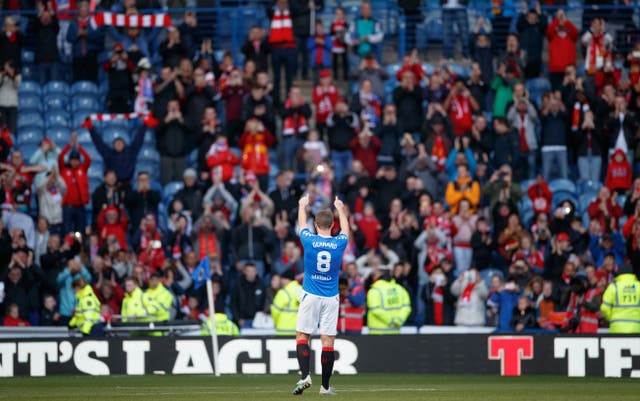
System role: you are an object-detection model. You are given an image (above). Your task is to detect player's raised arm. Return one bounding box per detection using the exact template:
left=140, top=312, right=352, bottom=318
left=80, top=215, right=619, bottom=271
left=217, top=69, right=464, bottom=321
left=334, top=196, right=350, bottom=238
left=297, top=194, right=310, bottom=234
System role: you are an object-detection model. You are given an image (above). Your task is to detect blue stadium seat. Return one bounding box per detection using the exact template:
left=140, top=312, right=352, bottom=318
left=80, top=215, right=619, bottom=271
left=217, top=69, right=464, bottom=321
left=135, top=161, right=160, bottom=182
left=18, top=143, right=39, bottom=160
left=16, top=127, right=44, bottom=146
left=76, top=128, right=93, bottom=145
left=552, top=191, right=578, bottom=210
left=526, top=78, right=552, bottom=108
left=519, top=179, right=536, bottom=192
left=46, top=111, right=71, bottom=129
left=617, top=194, right=627, bottom=209
left=43, top=94, right=68, bottom=111
left=548, top=179, right=576, bottom=195
left=89, top=177, right=102, bottom=193
left=448, top=63, right=468, bottom=78
left=87, top=163, right=104, bottom=180
left=21, top=64, right=35, bottom=81
left=17, top=112, right=44, bottom=130
left=422, top=63, right=436, bottom=76
left=47, top=127, right=71, bottom=146
left=577, top=180, right=602, bottom=195
left=71, top=96, right=100, bottom=112
left=518, top=197, right=533, bottom=213
left=139, top=147, right=161, bottom=164
left=73, top=113, right=92, bottom=129
left=21, top=49, right=35, bottom=64
left=579, top=192, right=597, bottom=214
left=71, top=81, right=99, bottom=96
left=163, top=181, right=184, bottom=201
left=43, top=81, right=70, bottom=96
left=143, top=129, right=156, bottom=146
left=84, top=146, right=103, bottom=164
left=18, top=94, right=42, bottom=112
left=102, top=127, right=129, bottom=144
left=99, top=119, right=129, bottom=131
left=385, top=63, right=401, bottom=78
left=19, top=81, right=42, bottom=97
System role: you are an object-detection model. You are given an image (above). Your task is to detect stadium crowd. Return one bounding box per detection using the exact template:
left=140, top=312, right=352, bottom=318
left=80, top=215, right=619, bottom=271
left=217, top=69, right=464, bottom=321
left=0, top=0, right=639, bottom=335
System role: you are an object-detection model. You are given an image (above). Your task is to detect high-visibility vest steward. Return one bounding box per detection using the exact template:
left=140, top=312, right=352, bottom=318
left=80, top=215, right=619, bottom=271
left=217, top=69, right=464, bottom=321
left=145, top=283, right=174, bottom=322
left=271, top=280, right=302, bottom=336
left=122, top=287, right=153, bottom=322
left=69, top=285, right=101, bottom=335
left=601, top=273, right=640, bottom=333
left=201, top=313, right=240, bottom=336
left=366, top=278, right=411, bottom=334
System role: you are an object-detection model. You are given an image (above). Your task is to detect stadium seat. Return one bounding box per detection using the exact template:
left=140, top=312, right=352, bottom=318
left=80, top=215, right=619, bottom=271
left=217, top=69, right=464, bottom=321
left=46, top=111, right=71, bottom=129
left=448, top=63, right=468, bottom=78
left=548, top=178, right=576, bottom=195
left=71, top=81, right=99, bottom=96
left=47, top=127, right=71, bottom=146
left=579, top=192, right=597, bottom=214
left=521, top=209, right=535, bottom=227
left=76, top=128, right=93, bottom=145
left=84, top=146, right=103, bottom=165
left=17, top=112, right=44, bottom=130
left=526, top=78, right=552, bottom=108
left=616, top=194, right=627, bottom=209
left=385, top=63, right=401, bottom=77
left=21, top=64, right=35, bottom=81
left=16, top=127, right=44, bottom=146
left=89, top=177, right=102, bottom=193
left=143, top=129, right=156, bottom=146
left=577, top=180, right=602, bottom=195
left=163, top=181, right=184, bottom=202
left=518, top=197, right=533, bottom=213
left=102, top=127, right=129, bottom=144
left=422, top=63, right=436, bottom=76
left=87, top=163, right=104, bottom=180
left=71, top=96, right=100, bottom=112
left=43, top=81, right=70, bottom=96
left=139, top=147, right=161, bottom=164
left=21, top=49, right=35, bottom=64
left=18, top=94, right=42, bottom=112
left=552, top=191, right=578, bottom=210
left=18, top=143, right=39, bottom=160
left=73, top=112, right=92, bottom=129
left=43, top=94, right=68, bottom=112
left=18, top=81, right=42, bottom=97
left=519, top=179, right=536, bottom=192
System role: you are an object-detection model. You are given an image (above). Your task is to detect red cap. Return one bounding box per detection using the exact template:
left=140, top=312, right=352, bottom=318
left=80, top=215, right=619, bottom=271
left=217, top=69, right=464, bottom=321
left=113, top=42, right=123, bottom=50
left=319, top=69, right=331, bottom=79
left=556, top=232, right=570, bottom=242
left=42, top=137, right=52, bottom=145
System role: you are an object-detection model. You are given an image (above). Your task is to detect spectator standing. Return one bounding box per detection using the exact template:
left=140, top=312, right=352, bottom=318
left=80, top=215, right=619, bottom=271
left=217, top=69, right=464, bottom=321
left=587, top=187, right=624, bottom=234
left=243, top=84, right=277, bottom=135
left=607, top=95, right=637, bottom=163
left=238, top=119, right=276, bottom=190
left=269, top=0, right=297, bottom=105
left=451, top=269, right=487, bottom=326
left=491, top=62, right=518, bottom=118
left=173, top=169, right=204, bottom=222
left=346, top=1, right=384, bottom=62
left=56, top=258, right=91, bottom=325
left=488, top=277, right=522, bottom=330
left=0, top=60, right=20, bottom=135
left=103, top=43, right=135, bottom=113
left=91, top=169, right=128, bottom=225
left=34, top=1, right=60, bottom=84
left=392, top=70, right=423, bottom=135
left=160, top=26, right=189, bottom=69
left=516, top=3, right=547, bottom=79
left=605, top=150, right=632, bottom=195
left=444, top=79, right=479, bottom=137
left=353, top=54, right=388, bottom=100
left=290, top=0, right=322, bottom=81
left=183, top=67, right=216, bottom=133
left=546, top=9, right=579, bottom=89
left=307, top=19, right=332, bottom=85
left=152, top=66, right=185, bottom=122
left=125, top=172, right=161, bottom=235
left=0, top=17, right=23, bottom=70
left=581, top=18, right=613, bottom=78
left=330, top=7, right=349, bottom=81
left=242, top=26, right=270, bottom=72
left=312, top=70, right=339, bottom=140
left=540, top=94, right=569, bottom=180
left=157, top=99, right=192, bottom=184
left=281, top=87, right=311, bottom=170
left=441, top=0, right=469, bottom=59
left=231, top=263, right=266, bottom=329
left=350, top=123, right=381, bottom=177
left=450, top=199, right=478, bottom=274
left=510, top=295, right=538, bottom=331
left=221, top=69, right=249, bottom=143
left=490, top=117, right=520, bottom=171
left=507, top=96, right=538, bottom=180
left=66, top=1, right=104, bottom=82
left=58, top=134, right=91, bottom=235
left=576, top=110, right=603, bottom=183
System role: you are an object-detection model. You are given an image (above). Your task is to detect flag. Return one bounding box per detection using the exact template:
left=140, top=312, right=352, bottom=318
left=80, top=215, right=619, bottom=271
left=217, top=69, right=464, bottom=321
left=191, top=257, right=210, bottom=290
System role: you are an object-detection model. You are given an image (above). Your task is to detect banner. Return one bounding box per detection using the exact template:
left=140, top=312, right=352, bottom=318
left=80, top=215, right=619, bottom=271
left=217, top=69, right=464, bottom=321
left=0, top=335, right=638, bottom=378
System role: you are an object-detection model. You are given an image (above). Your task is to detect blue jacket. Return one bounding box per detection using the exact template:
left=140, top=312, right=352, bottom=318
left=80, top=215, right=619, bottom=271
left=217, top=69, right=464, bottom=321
left=89, top=125, right=145, bottom=183
left=446, top=148, right=477, bottom=180
left=66, top=20, right=105, bottom=58
left=307, top=35, right=332, bottom=68
left=589, top=232, right=626, bottom=267
left=56, top=266, right=91, bottom=317
left=489, top=290, right=521, bottom=330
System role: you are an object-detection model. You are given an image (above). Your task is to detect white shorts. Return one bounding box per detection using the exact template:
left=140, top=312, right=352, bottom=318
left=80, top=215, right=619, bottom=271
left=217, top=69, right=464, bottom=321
left=296, top=292, right=339, bottom=336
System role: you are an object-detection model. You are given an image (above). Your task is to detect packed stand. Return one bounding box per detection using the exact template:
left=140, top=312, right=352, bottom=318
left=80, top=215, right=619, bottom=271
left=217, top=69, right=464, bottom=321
left=0, top=0, right=639, bottom=335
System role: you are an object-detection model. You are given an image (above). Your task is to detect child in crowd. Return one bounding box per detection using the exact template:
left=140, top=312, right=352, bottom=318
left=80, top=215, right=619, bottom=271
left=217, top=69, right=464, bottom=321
left=40, top=295, right=61, bottom=326
left=206, top=135, right=240, bottom=183
left=510, top=295, right=538, bottom=332
left=605, top=149, right=632, bottom=195
left=302, top=129, right=328, bottom=171
left=312, top=69, right=339, bottom=139
left=2, top=303, right=29, bottom=327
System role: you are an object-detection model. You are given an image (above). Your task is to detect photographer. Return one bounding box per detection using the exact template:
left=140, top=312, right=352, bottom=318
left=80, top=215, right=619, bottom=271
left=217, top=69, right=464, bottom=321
left=0, top=60, right=19, bottom=134
left=103, top=42, right=135, bottom=113
left=483, top=164, right=523, bottom=215
left=444, top=79, right=480, bottom=138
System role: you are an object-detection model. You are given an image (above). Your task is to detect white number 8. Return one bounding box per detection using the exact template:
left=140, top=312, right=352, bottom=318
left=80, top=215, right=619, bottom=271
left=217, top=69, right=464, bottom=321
left=316, top=251, right=331, bottom=272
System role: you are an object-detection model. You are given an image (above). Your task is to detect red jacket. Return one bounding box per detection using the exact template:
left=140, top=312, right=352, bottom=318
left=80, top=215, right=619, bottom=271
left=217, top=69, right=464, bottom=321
left=138, top=230, right=165, bottom=272
left=527, top=181, right=552, bottom=214
left=396, top=63, right=425, bottom=84
left=97, top=206, right=128, bottom=250
left=94, top=283, right=124, bottom=315
left=2, top=316, right=30, bottom=326
left=58, top=145, right=91, bottom=207
left=546, top=18, right=579, bottom=73
left=587, top=198, right=624, bottom=233
left=206, top=144, right=240, bottom=182
left=349, top=135, right=381, bottom=177
left=355, top=214, right=381, bottom=249
left=238, top=130, right=275, bottom=175
left=605, top=149, right=632, bottom=192
left=312, top=84, right=339, bottom=124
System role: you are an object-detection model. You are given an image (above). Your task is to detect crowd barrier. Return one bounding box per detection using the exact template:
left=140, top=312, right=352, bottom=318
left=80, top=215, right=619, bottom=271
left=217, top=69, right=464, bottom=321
left=1, top=334, right=638, bottom=378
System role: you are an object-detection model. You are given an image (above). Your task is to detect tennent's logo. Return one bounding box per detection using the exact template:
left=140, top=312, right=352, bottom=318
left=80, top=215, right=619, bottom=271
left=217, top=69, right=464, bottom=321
left=488, top=336, right=534, bottom=376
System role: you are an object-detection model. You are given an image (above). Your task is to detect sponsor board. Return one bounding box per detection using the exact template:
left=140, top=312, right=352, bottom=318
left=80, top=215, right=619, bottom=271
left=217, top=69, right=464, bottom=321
left=0, top=335, right=638, bottom=378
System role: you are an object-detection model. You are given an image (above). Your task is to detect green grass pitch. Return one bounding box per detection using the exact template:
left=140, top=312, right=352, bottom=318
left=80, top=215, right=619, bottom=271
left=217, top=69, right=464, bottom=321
left=1, top=374, right=638, bottom=400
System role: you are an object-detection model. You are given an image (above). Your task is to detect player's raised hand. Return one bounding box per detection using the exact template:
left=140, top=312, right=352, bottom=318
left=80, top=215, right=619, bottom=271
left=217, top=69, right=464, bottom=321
left=334, top=196, right=345, bottom=212
left=299, top=194, right=310, bottom=208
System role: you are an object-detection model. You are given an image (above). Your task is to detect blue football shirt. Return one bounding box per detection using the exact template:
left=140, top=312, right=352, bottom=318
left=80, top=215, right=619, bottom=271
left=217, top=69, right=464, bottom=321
left=299, top=228, right=348, bottom=297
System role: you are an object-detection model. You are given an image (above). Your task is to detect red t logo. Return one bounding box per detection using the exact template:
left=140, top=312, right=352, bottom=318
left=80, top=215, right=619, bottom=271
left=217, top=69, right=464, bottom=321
left=488, top=336, right=534, bottom=376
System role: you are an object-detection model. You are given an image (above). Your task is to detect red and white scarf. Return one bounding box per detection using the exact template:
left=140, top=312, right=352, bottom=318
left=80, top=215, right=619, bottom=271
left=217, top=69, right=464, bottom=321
left=90, top=12, right=172, bottom=29
left=571, top=102, right=590, bottom=131
left=459, top=282, right=476, bottom=306
left=283, top=99, right=309, bottom=137
left=586, top=33, right=606, bottom=74
left=87, top=112, right=146, bottom=121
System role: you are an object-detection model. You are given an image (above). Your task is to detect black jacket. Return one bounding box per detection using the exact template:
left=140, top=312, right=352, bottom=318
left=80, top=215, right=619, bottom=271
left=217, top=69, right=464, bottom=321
left=173, top=185, right=204, bottom=221
left=230, top=276, right=266, bottom=322
left=125, top=189, right=162, bottom=233
left=516, top=13, right=547, bottom=64
left=326, top=112, right=358, bottom=151
left=242, top=94, right=277, bottom=135
left=231, top=223, right=273, bottom=262
left=606, top=112, right=638, bottom=151
left=289, top=0, right=324, bottom=37
left=510, top=306, right=538, bottom=330
left=156, top=118, right=193, bottom=157
left=184, top=85, right=216, bottom=132
left=241, top=39, right=270, bottom=72
left=392, top=86, right=423, bottom=134
left=34, top=15, right=59, bottom=62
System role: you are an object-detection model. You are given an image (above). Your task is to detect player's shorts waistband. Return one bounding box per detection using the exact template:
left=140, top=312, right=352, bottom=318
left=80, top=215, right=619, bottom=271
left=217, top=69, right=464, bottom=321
left=301, top=290, right=339, bottom=299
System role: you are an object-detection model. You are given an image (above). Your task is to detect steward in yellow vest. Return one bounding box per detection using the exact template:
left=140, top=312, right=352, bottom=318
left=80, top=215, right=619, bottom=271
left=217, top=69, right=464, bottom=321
left=121, top=276, right=153, bottom=323
left=69, top=278, right=101, bottom=335
left=367, top=272, right=411, bottom=334
left=145, top=272, right=174, bottom=322
left=201, top=313, right=240, bottom=336
left=601, top=264, right=640, bottom=334
left=270, top=270, right=302, bottom=336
